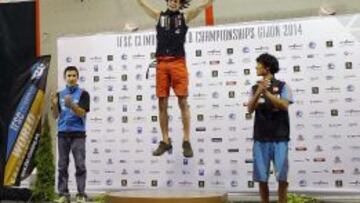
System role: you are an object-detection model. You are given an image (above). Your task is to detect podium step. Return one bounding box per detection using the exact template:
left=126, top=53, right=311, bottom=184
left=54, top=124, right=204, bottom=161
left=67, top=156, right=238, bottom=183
left=106, top=190, right=227, bottom=203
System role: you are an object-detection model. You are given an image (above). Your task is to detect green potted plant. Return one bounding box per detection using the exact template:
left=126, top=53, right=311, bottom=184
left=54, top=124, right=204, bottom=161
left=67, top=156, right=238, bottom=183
left=287, top=193, right=322, bottom=203
left=32, top=115, right=55, bottom=202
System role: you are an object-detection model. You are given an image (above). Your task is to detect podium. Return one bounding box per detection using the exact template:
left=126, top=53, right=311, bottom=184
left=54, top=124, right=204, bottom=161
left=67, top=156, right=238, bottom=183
left=106, top=190, right=227, bottom=203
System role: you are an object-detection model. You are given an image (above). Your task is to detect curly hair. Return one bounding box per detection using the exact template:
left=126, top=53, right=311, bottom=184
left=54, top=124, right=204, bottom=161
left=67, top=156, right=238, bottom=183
left=165, top=0, right=191, bottom=10
left=256, top=53, right=279, bottom=74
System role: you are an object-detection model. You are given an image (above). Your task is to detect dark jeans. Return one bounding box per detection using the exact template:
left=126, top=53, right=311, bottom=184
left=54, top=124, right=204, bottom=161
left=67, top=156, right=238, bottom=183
left=57, top=136, right=86, bottom=197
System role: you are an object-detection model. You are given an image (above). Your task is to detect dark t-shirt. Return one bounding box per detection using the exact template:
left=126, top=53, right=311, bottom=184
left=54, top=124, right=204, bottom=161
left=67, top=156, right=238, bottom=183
left=57, top=90, right=90, bottom=137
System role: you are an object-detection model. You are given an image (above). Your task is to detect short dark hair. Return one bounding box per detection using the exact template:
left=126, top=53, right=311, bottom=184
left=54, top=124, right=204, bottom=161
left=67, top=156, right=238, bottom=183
left=63, top=66, right=79, bottom=78
left=165, top=0, right=191, bottom=10
left=256, top=53, right=279, bottom=74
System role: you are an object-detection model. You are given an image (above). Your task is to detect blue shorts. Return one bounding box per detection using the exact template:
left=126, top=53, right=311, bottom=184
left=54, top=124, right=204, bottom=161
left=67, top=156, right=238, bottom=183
left=253, top=141, right=289, bottom=182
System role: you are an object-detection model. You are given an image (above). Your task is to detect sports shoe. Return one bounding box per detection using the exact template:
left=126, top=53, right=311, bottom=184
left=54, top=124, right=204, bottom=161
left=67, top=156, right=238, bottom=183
left=76, top=193, right=86, bottom=203
left=54, top=195, right=70, bottom=203
left=152, top=139, right=172, bottom=156
left=182, top=140, right=193, bottom=158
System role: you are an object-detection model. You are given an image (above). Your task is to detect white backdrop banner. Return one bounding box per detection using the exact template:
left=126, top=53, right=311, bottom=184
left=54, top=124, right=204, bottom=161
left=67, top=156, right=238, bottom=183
left=57, top=14, right=360, bottom=192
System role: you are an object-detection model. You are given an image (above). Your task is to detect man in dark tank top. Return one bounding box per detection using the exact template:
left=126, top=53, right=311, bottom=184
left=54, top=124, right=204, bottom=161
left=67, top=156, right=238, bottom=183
left=138, top=0, right=214, bottom=158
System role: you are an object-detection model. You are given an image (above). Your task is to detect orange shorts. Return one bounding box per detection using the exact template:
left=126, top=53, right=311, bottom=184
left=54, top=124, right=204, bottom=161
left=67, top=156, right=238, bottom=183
left=156, top=56, right=188, bottom=97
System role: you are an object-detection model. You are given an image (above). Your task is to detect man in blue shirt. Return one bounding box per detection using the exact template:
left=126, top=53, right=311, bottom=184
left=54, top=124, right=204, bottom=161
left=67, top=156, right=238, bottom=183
left=51, top=66, right=90, bottom=203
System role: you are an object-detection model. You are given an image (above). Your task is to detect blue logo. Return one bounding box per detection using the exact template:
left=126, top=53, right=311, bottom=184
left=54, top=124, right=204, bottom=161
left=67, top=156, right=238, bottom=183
left=242, top=47, right=250, bottom=53
left=309, top=42, right=317, bottom=49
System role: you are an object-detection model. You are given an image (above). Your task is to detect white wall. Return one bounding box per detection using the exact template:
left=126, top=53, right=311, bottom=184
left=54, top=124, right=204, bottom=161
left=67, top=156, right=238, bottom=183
left=40, top=0, right=360, bottom=132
